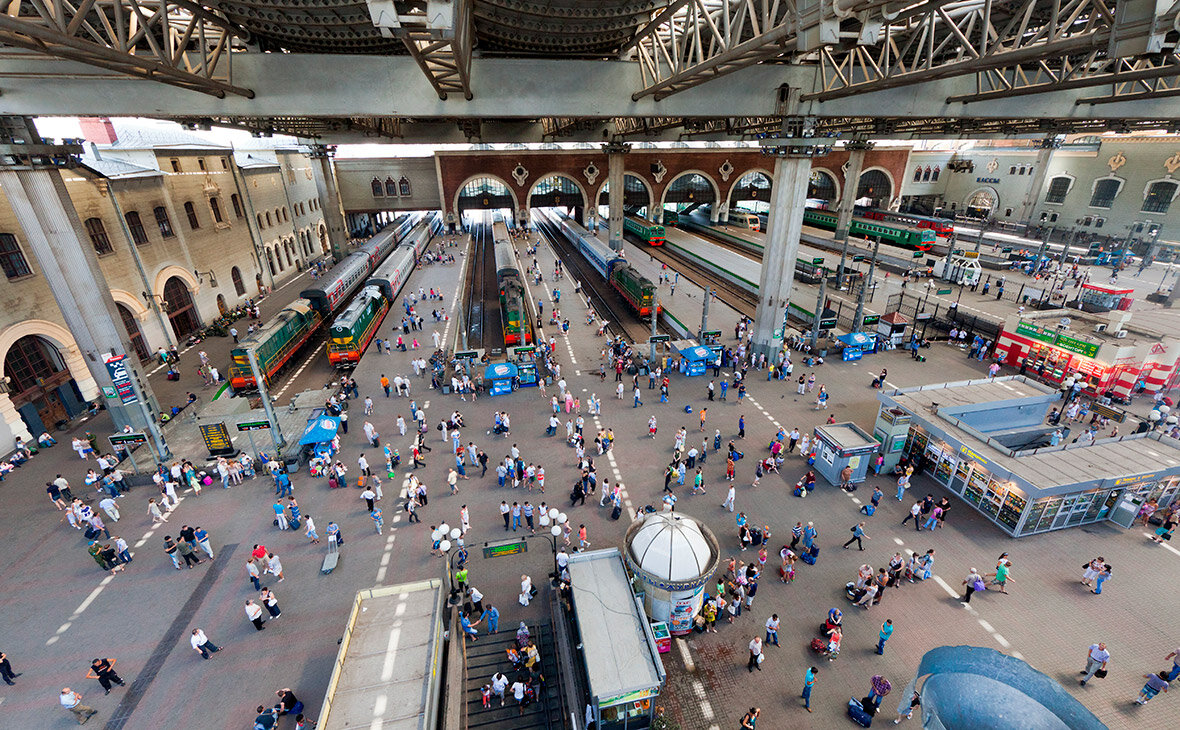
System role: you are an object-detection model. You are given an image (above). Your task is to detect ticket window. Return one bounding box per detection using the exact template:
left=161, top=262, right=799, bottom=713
left=599, top=698, right=653, bottom=730
left=1026, top=344, right=1070, bottom=382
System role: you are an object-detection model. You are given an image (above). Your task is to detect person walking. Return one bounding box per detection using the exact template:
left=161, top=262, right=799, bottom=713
left=843, top=522, right=870, bottom=551
left=245, top=599, right=267, bottom=631
left=1080, top=642, right=1109, bottom=686
left=802, top=666, right=817, bottom=712
left=901, top=500, right=922, bottom=530
left=740, top=707, right=760, bottom=729
left=723, top=484, right=736, bottom=512
left=190, top=628, right=220, bottom=659
left=747, top=636, right=763, bottom=672
left=0, top=651, right=19, bottom=685
left=1137, top=672, right=1169, bottom=704
left=986, top=561, right=1013, bottom=594
left=89, top=658, right=125, bottom=694
left=877, top=619, right=894, bottom=655
left=59, top=687, right=98, bottom=725
left=894, top=691, right=922, bottom=724
left=961, top=568, right=985, bottom=604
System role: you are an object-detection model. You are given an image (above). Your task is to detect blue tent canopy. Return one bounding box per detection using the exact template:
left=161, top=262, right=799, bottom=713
left=299, top=415, right=340, bottom=445
left=484, top=362, right=519, bottom=380
left=837, top=332, right=875, bottom=348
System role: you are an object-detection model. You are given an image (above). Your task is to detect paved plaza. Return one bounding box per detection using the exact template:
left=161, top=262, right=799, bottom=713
left=0, top=230, right=1175, bottom=730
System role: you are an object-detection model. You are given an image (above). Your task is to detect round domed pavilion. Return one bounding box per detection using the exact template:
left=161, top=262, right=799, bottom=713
left=624, top=512, right=720, bottom=636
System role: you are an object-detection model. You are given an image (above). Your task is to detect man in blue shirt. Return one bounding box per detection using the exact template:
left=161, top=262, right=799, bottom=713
left=877, top=619, right=894, bottom=655
left=802, top=667, right=817, bottom=712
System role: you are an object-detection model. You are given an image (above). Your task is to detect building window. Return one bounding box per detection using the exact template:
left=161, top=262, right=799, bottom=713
left=221, top=157, right=229, bottom=170
left=1095, top=217, right=1105, bottom=228
left=1009, top=165, right=1017, bottom=175
left=0, top=233, right=31, bottom=279
left=1082, top=216, right=1092, bottom=226
left=184, top=201, right=200, bottom=229
left=385, top=177, right=397, bottom=197
left=84, top=217, right=113, bottom=254
left=257, top=213, right=265, bottom=229
left=1049, top=212, right=1059, bottom=222
left=371, top=178, right=383, bottom=197
left=154, top=206, right=174, bottom=238
left=1004, top=208, right=1013, bottom=217
left=281, top=207, right=288, bottom=222
left=231, top=266, right=246, bottom=296
left=125, top=211, right=149, bottom=245
left=197, top=158, right=207, bottom=171
left=1044, top=176, right=1072, bottom=204
left=1039, top=212, right=1048, bottom=221
left=170, top=158, right=181, bottom=173
left=209, top=197, right=224, bottom=224
left=922, top=167, right=932, bottom=182
left=1089, top=178, right=1122, bottom=209
left=265, top=211, right=272, bottom=227
left=399, top=177, right=412, bottom=196
left=230, top=193, right=244, bottom=219
left=1142, top=180, right=1179, bottom=214
left=931, top=166, right=940, bottom=181
left=913, top=166, right=923, bottom=182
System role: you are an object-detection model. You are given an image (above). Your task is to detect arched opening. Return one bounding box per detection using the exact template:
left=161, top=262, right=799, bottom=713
left=728, top=170, right=772, bottom=214
left=318, top=224, right=329, bottom=254
left=4, top=335, right=81, bottom=432
left=216, top=294, right=228, bottom=316
left=455, top=175, right=518, bottom=228
left=265, top=248, right=276, bottom=276
left=163, top=276, right=199, bottom=339
left=117, top=304, right=150, bottom=362
left=274, top=246, right=284, bottom=272
left=965, top=189, right=997, bottom=220
left=231, top=266, right=246, bottom=296
left=596, top=174, right=653, bottom=225
left=284, top=241, right=293, bottom=268
left=856, top=169, right=893, bottom=208
left=807, top=170, right=838, bottom=206
left=663, top=172, right=717, bottom=215
left=529, top=174, right=585, bottom=210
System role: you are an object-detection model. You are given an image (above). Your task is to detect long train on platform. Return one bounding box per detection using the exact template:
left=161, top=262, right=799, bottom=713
left=229, top=214, right=422, bottom=391
left=493, top=220, right=532, bottom=346
left=327, top=214, right=440, bottom=367
left=552, top=212, right=660, bottom=318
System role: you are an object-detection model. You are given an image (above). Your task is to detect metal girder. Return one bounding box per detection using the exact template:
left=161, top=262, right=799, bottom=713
left=370, top=0, right=473, bottom=100
left=633, top=0, right=797, bottom=101
left=166, top=115, right=404, bottom=140
left=0, top=0, right=253, bottom=98
left=945, top=52, right=1180, bottom=104
left=802, top=0, right=1130, bottom=103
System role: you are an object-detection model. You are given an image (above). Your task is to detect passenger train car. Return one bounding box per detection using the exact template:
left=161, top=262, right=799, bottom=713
left=624, top=215, right=665, bottom=246
left=556, top=213, right=659, bottom=318
left=802, top=208, right=936, bottom=251
left=493, top=220, right=531, bottom=346
left=856, top=207, right=955, bottom=238
left=229, top=215, right=417, bottom=391
left=327, top=215, right=439, bottom=367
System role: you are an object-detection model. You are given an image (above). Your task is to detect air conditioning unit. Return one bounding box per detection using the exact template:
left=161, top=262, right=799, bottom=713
left=1114, top=330, right=1128, bottom=339
left=1094, top=323, right=1108, bottom=333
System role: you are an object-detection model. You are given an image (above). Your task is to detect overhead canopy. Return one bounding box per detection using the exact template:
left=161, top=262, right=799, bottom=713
left=299, top=415, right=340, bottom=445
left=484, top=362, right=518, bottom=380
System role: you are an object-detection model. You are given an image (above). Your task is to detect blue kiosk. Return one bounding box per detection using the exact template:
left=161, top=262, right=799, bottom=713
left=484, top=362, right=519, bottom=396
left=837, top=332, right=877, bottom=361
left=299, top=414, right=340, bottom=461
left=672, top=342, right=715, bottom=377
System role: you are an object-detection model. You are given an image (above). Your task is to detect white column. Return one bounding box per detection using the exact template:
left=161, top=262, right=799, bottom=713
left=0, top=393, right=32, bottom=441
left=1016, top=139, right=1060, bottom=222
left=752, top=155, right=814, bottom=356
left=604, top=143, right=629, bottom=251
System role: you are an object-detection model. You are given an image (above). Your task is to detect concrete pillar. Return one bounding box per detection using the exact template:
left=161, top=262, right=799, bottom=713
left=0, top=162, right=168, bottom=453
left=719, top=207, right=730, bottom=225
left=310, top=146, right=348, bottom=262
left=0, top=393, right=31, bottom=442
left=228, top=161, right=275, bottom=291
left=1016, top=138, right=1061, bottom=223
left=709, top=205, right=721, bottom=224
left=752, top=154, right=815, bottom=356
left=835, top=140, right=873, bottom=287
left=604, top=143, right=629, bottom=251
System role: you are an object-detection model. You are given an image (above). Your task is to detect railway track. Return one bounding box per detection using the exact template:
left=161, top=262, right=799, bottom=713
left=465, top=223, right=486, bottom=350
left=536, top=217, right=665, bottom=347
left=639, top=233, right=758, bottom=320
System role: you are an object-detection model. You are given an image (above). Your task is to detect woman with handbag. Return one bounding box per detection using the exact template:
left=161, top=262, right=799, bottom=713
left=961, top=568, right=986, bottom=603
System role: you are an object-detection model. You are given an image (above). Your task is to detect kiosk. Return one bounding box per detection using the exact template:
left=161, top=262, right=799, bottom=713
left=483, top=362, right=518, bottom=396
left=1076, top=283, right=1134, bottom=312
left=877, top=312, right=910, bottom=349
left=512, top=345, right=538, bottom=387
left=624, top=513, right=720, bottom=636
left=811, top=422, right=880, bottom=487
left=671, top=343, right=715, bottom=377
left=836, top=332, right=876, bottom=361
left=568, top=549, right=667, bottom=730
left=299, top=414, right=340, bottom=462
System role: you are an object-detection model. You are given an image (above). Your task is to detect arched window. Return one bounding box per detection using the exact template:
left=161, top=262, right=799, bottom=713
left=931, top=166, right=940, bottom=182
left=1044, top=176, right=1073, bottom=204
left=84, top=217, right=113, bottom=254
left=399, top=177, right=412, bottom=197
left=1142, top=180, right=1179, bottom=214
left=4, top=335, right=67, bottom=398
left=385, top=177, right=398, bottom=196
left=154, top=206, right=174, bottom=238
left=209, top=197, right=224, bottom=224
left=124, top=211, right=148, bottom=245
left=281, top=207, right=288, bottom=222
left=265, top=248, right=276, bottom=275
left=274, top=246, right=284, bottom=271
left=231, top=266, right=246, bottom=296
left=183, top=201, right=200, bottom=229
left=163, top=276, right=199, bottom=338
left=1089, top=178, right=1122, bottom=209
left=117, top=303, right=149, bottom=361
left=257, top=213, right=265, bottom=229
left=922, top=166, right=932, bottom=181
left=265, top=211, right=272, bottom=227
left=0, top=233, right=31, bottom=279
left=913, top=166, right=923, bottom=182
left=230, top=193, right=244, bottom=219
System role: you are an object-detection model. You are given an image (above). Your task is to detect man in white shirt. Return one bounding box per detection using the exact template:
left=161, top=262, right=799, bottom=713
left=747, top=637, right=763, bottom=672
left=98, top=497, right=120, bottom=522
left=1081, top=642, right=1109, bottom=685
left=491, top=672, right=510, bottom=706
left=60, top=687, right=97, bottom=724
left=190, top=628, right=220, bottom=659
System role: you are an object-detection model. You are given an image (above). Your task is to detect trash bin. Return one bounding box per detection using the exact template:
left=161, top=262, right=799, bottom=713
left=441, top=385, right=451, bottom=394
left=284, top=457, right=300, bottom=474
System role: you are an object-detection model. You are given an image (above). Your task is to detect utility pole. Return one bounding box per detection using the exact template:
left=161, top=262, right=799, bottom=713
left=700, top=287, right=711, bottom=340
left=246, top=349, right=286, bottom=455
left=854, top=237, right=882, bottom=332
left=809, top=277, right=827, bottom=348
left=650, top=298, right=659, bottom=363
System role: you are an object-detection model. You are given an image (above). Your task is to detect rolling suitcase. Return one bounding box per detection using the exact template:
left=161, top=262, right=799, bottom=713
left=848, top=698, right=873, bottom=727
left=801, top=552, right=816, bottom=565
left=320, top=537, right=339, bottom=575
left=860, top=504, right=876, bottom=516
left=610, top=505, right=622, bottom=521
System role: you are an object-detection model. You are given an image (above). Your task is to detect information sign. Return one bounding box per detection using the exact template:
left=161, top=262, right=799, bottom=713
left=236, top=420, right=272, bottom=432
left=103, top=355, right=138, bottom=405
left=199, top=422, right=234, bottom=453
left=482, top=539, right=528, bottom=559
